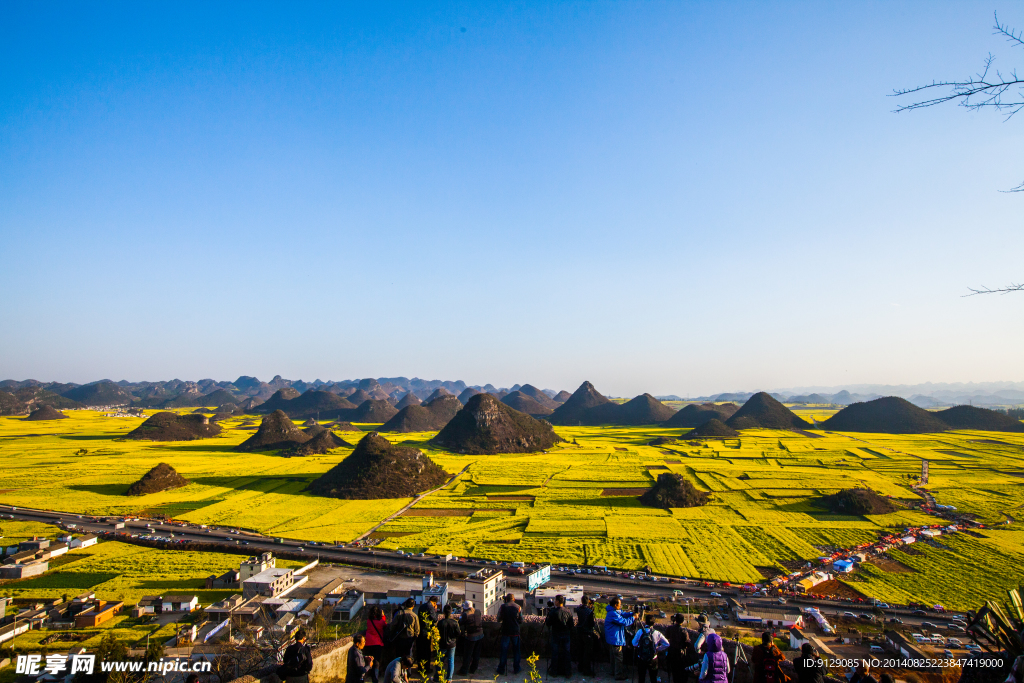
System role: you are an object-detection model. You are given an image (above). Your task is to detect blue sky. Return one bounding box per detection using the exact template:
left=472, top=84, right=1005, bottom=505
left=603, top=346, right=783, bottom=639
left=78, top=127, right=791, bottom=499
left=1, top=1, right=1022, bottom=396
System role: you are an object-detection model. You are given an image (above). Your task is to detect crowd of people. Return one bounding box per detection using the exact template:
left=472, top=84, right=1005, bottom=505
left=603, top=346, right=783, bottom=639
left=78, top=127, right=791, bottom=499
left=331, top=594, right=834, bottom=683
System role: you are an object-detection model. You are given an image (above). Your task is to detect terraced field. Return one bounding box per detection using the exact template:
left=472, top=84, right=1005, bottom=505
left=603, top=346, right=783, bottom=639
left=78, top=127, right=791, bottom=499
left=2, top=410, right=1023, bottom=609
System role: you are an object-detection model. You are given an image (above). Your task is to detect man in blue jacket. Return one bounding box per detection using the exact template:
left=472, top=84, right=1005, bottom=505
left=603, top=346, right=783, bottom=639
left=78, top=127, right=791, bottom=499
left=603, top=598, right=637, bottom=680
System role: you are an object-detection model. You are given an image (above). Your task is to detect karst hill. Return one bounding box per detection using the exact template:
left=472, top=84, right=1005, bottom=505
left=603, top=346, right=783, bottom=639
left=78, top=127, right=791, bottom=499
left=685, top=418, right=739, bottom=439
left=26, top=405, right=68, bottom=421
left=126, top=463, right=190, bottom=495
left=395, top=392, right=423, bottom=409
left=125, top=412, right=223, bottom=441
left=821, top=488, right=899, bottom=515
left=290, top=429, right=353, bottom=455
left=663, top=402, right=739, bottom=428
left=380, top=395, right=462, bottom=433
left=308, top=432, right=448, bottom=499
left=726, top=392, right=811, bottom=430
left=821, top=397, right=948, bottom=434
left=640, top=473, right=711, bottom=509
left=432, top=393, right=563, bottom=454
left=236, top=410, right=310, bottom=451
left=547, top=382, right=675, bottom=426
left=254, top=389, right=356, bottom=420
left=933, top=405, right=1024, bottom=432
left=501, top=391, right=554, bottom=416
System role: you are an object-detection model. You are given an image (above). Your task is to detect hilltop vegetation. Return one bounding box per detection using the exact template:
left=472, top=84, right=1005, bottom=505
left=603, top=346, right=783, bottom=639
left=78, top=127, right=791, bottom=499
left=821, top=488, right=900, bottom=515
left=501, top=391, right=554, bottom=416
left=663, top=403, right=738, bottom=428
left=381, top=395, right=462, bottom=433
left=726, top=392, right=811, bottom=430
left=126, top=463, right=190, bottom=495
left=432, top=393, right=562, bottom=454
left=934, top=405, right=1024, bottom=432
left=236, top=410, right=309, bottom=451
left=684, top=418, right=738, bottom=439
left=124, top=412, right=222, bottom=441
left=309, top=432, right=448, bottom=499
left=26, top=405, right=68, bottom=421
left=547, top=382, right=675, bottom=425
left=640, top=473, right=711, bottom=509
left=822, top=397, right=948, bottom=434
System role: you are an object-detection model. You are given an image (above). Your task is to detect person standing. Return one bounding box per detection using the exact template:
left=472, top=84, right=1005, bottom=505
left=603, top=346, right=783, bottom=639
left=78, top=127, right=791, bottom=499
left=793, top=643, right=824, bottom=683
left=751, top=633, right=786, bottom=683
left=348, top=634, right=374, bottom=683
left=437, top=604, right=460, bottom=682
left=364, top=606, right=387, bottom=683
left=632, top=614, right=669, bottom=683
left=417, top=596, right=441, bottom=669
left=389, top=599, right=420, bottom=664
left=279, top=629, right=314, bottom=683
left=545, top=595, right=576, bottom=677
left=575, top=596, right=598, bottom=676
left=691, top=633, right=730, bottom=683
left=603, top=598, right=637, bottom=681
left=849, top=661, right=877, bottom=683
left=457, top=601, right=484, bottom=676
left=496, top=594, right=523, bottom=676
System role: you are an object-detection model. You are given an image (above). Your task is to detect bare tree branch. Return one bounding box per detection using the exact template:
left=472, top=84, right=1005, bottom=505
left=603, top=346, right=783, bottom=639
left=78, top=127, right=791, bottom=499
left=962, top=283, right=1024, bottom=296
left=892, top=13, right=1024, bottom=120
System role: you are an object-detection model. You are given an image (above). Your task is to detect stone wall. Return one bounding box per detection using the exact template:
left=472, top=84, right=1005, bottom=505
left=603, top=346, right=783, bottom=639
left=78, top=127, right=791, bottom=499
left=226, top=636, right=353, bottom=683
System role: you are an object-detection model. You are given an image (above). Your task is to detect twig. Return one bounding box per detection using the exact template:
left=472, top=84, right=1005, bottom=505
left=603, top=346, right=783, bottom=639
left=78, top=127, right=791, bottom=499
left=962, top=283, right=1024, bottom=296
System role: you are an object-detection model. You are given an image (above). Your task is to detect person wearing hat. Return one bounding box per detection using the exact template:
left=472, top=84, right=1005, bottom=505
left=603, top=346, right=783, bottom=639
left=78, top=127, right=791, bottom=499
left=693, top=612, right=715, bottom=653
left=457, top=600, right=484, bottom=676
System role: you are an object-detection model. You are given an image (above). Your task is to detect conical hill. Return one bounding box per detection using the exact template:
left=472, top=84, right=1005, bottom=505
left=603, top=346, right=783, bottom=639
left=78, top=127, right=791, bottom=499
left=432, top=393, right=563, bottom=454
left=308, top=432, right=448, bottom=499
left=236, top=410, right=310, bottom=451
left=726, top=392, right=811, bottom=430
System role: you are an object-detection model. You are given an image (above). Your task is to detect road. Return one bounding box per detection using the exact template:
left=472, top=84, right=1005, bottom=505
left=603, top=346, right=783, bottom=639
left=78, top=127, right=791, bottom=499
left=0, top=504, right=965, bottom=630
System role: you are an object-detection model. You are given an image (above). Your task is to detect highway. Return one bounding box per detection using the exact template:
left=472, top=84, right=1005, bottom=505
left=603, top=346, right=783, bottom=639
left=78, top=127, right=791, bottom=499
left=0, top=504, right=967, bottom=631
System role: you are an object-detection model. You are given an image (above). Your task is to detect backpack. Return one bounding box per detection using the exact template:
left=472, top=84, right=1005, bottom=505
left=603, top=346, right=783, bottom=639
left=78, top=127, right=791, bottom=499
left=637, top=627, right=658, bottom=665
left=762, top=647, right=780, bottom=683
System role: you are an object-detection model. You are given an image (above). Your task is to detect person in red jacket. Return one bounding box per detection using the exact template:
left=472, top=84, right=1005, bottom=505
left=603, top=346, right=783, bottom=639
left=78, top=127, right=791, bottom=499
left=363, top=605, right=387, bottom=683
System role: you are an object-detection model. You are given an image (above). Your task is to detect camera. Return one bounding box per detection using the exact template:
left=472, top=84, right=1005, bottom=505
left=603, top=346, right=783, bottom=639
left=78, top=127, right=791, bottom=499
left=635, top=602, right=647, bottom=614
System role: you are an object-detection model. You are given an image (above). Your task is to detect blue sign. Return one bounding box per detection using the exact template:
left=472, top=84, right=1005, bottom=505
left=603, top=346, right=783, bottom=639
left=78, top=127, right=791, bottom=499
left=527, top=565, right=551, bottom=591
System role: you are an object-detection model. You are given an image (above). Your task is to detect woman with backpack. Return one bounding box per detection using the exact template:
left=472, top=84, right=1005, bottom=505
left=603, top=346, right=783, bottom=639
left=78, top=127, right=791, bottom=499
left=364, top=605, right=387, bottom=683
left=631, top=614, right=669, bottom=683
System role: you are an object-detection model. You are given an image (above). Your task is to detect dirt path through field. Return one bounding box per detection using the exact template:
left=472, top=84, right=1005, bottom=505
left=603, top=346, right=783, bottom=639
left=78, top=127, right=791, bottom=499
left=354, top=463, right=472, bottom=542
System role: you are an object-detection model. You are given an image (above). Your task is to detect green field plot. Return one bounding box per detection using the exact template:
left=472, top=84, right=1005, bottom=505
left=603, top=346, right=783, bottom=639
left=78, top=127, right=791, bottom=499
left=1, top=411, right=1023, bottom=608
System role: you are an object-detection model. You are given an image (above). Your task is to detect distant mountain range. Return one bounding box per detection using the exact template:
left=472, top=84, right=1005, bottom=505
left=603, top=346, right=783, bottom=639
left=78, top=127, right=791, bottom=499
left=0, top=376, right=562, bottom=413
left=2, top=375, right=1022, bottom=415
left=699, top=381, right=1024, bottom=408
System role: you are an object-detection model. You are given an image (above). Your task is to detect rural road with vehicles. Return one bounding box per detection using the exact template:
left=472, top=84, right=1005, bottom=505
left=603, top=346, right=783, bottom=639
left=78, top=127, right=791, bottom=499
left=0, top=504, right=965, bottom=630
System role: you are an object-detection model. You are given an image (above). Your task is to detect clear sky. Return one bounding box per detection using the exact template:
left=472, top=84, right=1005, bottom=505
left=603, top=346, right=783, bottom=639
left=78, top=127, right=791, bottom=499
left=2, top=1, right=1022, bottom=397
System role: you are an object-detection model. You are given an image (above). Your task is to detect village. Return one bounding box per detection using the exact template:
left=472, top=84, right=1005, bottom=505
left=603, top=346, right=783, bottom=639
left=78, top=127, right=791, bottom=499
left=0, top=522, right=984, bottom=683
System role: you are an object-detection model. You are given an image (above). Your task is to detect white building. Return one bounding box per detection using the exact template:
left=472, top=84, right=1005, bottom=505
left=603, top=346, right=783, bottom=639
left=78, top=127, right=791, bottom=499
left=242, top=567, right=305, bottom=599
left=526, top=585, right=585, bottom=615
left=70, top=535, right=98, bottom=550
left=240, top=552, right=276, bottom=581
left=162, top=595, right=199, bottom=612
left=465, top=568, right=506, bottom=617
